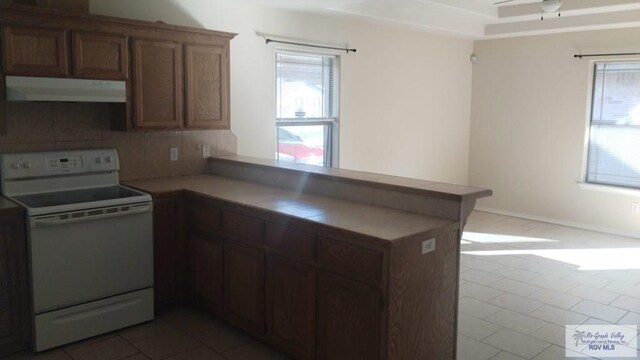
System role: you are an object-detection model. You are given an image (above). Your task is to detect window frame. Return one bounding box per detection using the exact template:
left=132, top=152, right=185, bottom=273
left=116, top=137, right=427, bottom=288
left=582, top=58, right=640, bottom=191
left=274, top=49, right=340, bottom=168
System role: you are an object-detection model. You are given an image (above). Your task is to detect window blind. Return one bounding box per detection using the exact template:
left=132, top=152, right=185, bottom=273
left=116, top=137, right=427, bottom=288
left=587, top=62, right=640, bottom=188
left=276, top=52, right=337, bottom=120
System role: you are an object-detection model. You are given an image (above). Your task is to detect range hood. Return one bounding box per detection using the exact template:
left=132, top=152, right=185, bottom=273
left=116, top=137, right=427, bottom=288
left=5, top=76, right=126, bottom=103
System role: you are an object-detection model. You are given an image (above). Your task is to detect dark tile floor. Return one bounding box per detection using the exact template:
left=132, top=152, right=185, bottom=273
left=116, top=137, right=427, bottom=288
left=6, top=307, right=290, bottom=360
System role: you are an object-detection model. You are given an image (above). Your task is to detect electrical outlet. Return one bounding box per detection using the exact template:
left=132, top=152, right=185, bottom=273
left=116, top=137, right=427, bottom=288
left=632, top=202, right=640, bottom=214
left=421, top=238, right=436, bottom=255
left=170, top=147, right=179, bottom=161
left=202, top=145, right=211, bottom=158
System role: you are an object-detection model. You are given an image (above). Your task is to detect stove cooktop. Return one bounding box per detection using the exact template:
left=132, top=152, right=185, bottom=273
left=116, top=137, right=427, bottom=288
left=14, top=186, right=145, bottom=209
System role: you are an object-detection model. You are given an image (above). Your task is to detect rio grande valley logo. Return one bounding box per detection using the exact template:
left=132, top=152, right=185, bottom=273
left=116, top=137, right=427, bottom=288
left=566, top=325, right=637, bottom=358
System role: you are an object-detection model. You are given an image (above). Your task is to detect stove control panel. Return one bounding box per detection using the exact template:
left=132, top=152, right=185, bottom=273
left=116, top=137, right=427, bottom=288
left=47, top=156, right=81, bottom=171
left=94, top=155, right=113, bottom=165
left=0, top=149, right=120, bottom=180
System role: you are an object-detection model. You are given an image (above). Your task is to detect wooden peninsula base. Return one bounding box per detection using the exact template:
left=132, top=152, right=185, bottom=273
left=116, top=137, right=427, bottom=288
left=126, top=156, right=491, bottom=360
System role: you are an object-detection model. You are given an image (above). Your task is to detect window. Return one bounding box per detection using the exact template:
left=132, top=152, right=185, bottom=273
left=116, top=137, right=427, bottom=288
left=276, top=51, right=338, bottom=167
left=586, top=61, right=640, bottom=189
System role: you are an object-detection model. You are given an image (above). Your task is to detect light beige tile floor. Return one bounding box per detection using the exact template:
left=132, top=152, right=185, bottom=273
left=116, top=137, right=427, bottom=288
left=5, top=210, right=640, bottom=360
left=459, top=211, right=640, bottom=360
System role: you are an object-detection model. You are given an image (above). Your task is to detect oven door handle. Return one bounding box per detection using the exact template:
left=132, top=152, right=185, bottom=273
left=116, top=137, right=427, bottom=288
left=32, top=203, right=152, bottom=228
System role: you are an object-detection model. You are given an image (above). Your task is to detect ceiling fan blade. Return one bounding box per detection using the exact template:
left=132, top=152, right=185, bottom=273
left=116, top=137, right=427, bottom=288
left=493, top=0, right=517, bottom=4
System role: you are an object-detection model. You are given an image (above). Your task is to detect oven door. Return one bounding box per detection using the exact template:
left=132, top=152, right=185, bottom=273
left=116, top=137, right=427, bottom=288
left=29, top=202, right=153, bottom=314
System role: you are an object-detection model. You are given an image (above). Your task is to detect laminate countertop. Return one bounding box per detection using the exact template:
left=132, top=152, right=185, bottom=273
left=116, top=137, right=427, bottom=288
left=125, top=175, right=455, bottom=242
left=211, top=155, right=492, bottom=202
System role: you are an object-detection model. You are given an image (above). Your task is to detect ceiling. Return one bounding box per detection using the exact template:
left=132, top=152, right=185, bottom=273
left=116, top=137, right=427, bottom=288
left=244, top=0, right=640, bottom=39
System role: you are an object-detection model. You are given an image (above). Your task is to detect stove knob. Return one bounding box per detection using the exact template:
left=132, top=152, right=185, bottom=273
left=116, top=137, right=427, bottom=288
left=105, top=156, right=112, bottom=163
left=95, top=157, right=102, bottom=164
left=22, top=161, right=31, bottom=169
left=10, top=162, right=19, bottom=170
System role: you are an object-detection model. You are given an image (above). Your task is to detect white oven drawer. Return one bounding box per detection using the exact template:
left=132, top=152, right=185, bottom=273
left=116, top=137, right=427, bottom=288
left=34, top=287, right=153, bottom=351
left=29, top=203, right=153, bottom=313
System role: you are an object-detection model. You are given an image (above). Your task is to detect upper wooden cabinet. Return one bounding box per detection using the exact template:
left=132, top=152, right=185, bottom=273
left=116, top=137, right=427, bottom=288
left=0, top=7, right=236, bottom=132
left=2, top=25, right=68, bottom=77
left=131, top=41, right=231, bottom=131
left=185, top=43, right=229, bottom=129
left=132, top=39, right=183, bottom=129
left=1, top=26, right=129, bottom=80
left=72, top=31, right=128, bottom=80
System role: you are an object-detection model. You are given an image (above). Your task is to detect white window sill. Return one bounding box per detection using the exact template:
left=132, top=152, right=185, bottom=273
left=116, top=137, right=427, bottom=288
left=577, top=182, right=640, bottom=197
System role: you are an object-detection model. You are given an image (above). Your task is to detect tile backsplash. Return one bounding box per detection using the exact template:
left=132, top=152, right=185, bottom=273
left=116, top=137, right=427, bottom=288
left=1, top=102, right=237, bottom=181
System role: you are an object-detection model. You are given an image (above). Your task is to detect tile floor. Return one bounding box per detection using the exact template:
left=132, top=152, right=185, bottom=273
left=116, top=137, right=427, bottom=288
left=5, top=307, right=291, bottom=360
left=459, top=211, right=640, bottom=360
left=6, top=210, right=640, bottom=360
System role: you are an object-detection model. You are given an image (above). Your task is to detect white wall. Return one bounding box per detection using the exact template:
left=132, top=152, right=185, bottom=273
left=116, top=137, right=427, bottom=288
left=90, top=0, right=474, bottom=185
left=470, top=28, right=640, bottom=237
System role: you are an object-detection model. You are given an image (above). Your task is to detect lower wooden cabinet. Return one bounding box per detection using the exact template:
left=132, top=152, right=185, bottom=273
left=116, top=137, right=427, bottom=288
left=266, top=254, right=316, bottom=360
left=223, top=239, right=265, bottom=335
left=187, top=227, right=222, bottom=315
left=153, top=193, right=460, bottom=359
left=0, top=211, right=29, bottom=357
left=153, top=195, right=185, bottom=311
left=316, top=271, right=381, bottom=360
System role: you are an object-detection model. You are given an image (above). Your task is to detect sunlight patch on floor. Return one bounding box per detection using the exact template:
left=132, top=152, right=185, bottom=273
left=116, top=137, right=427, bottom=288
left=462, top=247, right=640, bottom=270
left=462, top=231, right=557, bottom=244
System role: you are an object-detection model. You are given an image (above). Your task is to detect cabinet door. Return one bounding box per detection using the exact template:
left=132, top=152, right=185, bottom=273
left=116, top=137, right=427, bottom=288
left=223, top=240, right=265, bottom=334
left=72, top=31, right=128, bottom=79
left=153, top=196, right=184, bottom=311
left=187, top=228, right=222, bottom=315
left=2, top=26, right=68, bottom=77
left=316, top=272, right=381, bottom=360
left=184, top=43, right=229, bottom=129
left=186, top=195, right=222, bottom=233
left=266, top=254, right=315, bottom=360
left=132, top=39, right=183, bottom=129
left=0, top=212, right=29, bottom=356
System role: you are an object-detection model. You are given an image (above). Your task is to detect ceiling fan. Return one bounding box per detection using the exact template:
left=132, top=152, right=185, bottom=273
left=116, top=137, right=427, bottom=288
left=493, top=0, right=562, bottom=19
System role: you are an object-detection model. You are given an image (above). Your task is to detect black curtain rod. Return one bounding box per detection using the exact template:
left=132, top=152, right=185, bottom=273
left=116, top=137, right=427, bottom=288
left=265, top=39, right=356, bottom=53
left=575, top=52, right=640, bottom=59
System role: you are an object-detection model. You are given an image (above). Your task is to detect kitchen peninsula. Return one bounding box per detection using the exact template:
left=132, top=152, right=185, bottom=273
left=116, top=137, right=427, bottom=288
left=126, top=155, right=492, bottom=360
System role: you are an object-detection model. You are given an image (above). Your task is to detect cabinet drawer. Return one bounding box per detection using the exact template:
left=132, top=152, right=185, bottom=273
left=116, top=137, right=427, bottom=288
left=222, top=211, right=264, bottom=245
left=266, top=223, right=316, bottom=264
left=318, top=237, right=382, bottom=285
left=186, top=198, right=221, bottom=232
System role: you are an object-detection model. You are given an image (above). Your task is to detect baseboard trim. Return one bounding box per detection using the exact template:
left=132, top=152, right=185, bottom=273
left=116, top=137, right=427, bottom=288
left=474, top=206, right=640, bottom=240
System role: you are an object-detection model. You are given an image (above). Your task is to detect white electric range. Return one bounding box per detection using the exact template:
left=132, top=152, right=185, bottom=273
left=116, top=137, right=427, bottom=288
left=0, top=149, right=154, bottom=351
